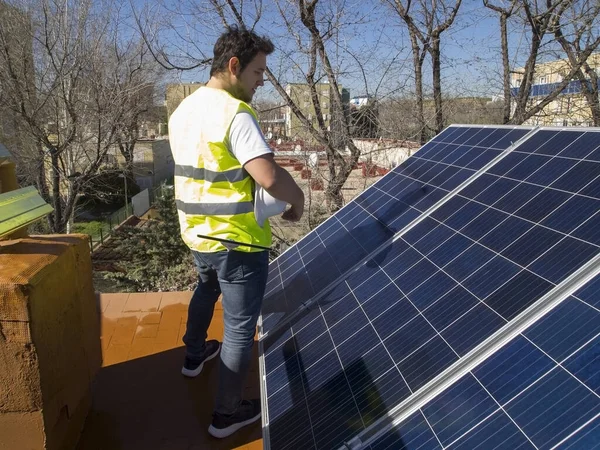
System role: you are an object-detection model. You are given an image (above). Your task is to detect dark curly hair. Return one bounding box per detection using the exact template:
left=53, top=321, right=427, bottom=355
left=210, top=26, right=274, bottom=77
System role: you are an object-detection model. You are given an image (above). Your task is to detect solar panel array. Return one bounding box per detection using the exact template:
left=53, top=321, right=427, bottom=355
left=368, top=274, right=600, bottom=450
left=258, top=125, right=600, bottom=450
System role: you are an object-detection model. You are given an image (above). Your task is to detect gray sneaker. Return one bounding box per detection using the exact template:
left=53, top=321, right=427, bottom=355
left=208, top=399, right=262, bottom=439
left=181, top=340, right=220, bottom=377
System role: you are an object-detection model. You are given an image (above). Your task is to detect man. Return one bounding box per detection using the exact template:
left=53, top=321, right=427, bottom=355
left=168, top=26, right=304, bottom=439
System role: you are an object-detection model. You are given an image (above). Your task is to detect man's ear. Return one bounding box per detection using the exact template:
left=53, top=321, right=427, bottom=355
left=228, top=57, right=241, bottom=76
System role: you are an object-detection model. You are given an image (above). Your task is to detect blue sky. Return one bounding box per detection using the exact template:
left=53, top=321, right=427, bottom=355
left=152, top=0, right=553, bottom=102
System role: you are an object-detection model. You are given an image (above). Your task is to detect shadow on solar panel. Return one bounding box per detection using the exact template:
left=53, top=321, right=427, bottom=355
left=259, top=125, right=600, bottom=449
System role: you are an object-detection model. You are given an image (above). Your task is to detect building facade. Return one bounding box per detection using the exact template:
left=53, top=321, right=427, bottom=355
left=256, top=103, right=287, bottom=140
left=511, top=54, right=600, bottom=127
left=284, top=83, right=350, bottom=142
left=0, top=1, right=36, bottom=165
left=106, top=139, right=174, bottom=190
left=165, top=82, right=204, bottom=118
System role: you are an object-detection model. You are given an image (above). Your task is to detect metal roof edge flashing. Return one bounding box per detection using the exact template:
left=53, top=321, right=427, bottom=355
left=258, top=339, right=272, bottom=450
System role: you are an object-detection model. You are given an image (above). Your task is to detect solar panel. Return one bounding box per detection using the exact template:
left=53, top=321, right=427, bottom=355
left=260, top=125, right=532, bottom=336
left=259, top=126, right=600, bottom=449
left=367, top=274, right=600, bottom=450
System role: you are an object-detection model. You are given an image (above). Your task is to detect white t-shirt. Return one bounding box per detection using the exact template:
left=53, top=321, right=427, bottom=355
left=226, top=111, right=273, bottom=165
left=227, top=111, right=286, bottom=224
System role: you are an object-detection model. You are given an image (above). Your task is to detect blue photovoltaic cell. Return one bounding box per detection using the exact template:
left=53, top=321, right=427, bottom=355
left=370, top=274, right=600, bottom=450
left=446, top=278, right=600, bottom=449
left=260, top=126, right=530, bottom=336
left=261, top=127, right=600, bottom=449
left=368, top=410, right=443, bottom=450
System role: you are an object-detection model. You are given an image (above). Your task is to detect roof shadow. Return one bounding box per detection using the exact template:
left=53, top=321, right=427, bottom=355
left=77, top=341, right=262, bottom=449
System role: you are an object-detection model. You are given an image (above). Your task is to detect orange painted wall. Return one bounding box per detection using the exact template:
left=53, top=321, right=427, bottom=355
left=0, top=235, right=101, bottom=450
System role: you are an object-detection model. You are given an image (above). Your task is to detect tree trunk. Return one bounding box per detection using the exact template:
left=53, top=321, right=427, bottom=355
left=118, top=139, right=136, bottom=182
left=584, top=66, right=600, bottom=126
left=325, top=177, right=345, bottom=211
left=500, top=13, right=511, bottom=124
left=50, top=152, right=66, bottom=233
left=572, top=69, right=600, bottom=126
left=554, top=24, right=600, bottom=127
left=511, top=33, right=541, bottom=124
left=431, top=37, right=444, bottom=134
left=409, top=32, right=427, bottom=144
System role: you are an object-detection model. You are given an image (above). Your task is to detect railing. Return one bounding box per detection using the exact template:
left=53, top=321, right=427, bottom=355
left=510, top=79, right=600, bottom=98
left=82, top=203, right=133, bottom=250
left=84, top=183, right=168, bottom=251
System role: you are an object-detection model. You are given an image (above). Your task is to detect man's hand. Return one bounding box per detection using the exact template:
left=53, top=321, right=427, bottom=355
left=282, top=201, right=304, bottom=222
left=244, top=154, right=305, bottom=220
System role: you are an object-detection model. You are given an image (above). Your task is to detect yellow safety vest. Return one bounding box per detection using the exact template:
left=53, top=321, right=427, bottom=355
left=169, top=87, right=271, bottom=252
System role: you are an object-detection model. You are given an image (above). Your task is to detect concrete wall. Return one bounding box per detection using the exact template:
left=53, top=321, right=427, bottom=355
left=353, top=138, right=418, bottom=169
left=0, top=235, right=101, bottom=450
left=132, top=139, right=174, bottom=189
left=132, top=189, right=150, bottom=217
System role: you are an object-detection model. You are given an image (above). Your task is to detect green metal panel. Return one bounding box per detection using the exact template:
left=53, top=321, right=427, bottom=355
left=0, top=186, right=53, bottom=238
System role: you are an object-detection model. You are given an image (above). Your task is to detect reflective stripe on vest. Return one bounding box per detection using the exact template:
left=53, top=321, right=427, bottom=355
left=175, top=165, right=249, bottom=183
left=175, top=199, right=254, bottom=216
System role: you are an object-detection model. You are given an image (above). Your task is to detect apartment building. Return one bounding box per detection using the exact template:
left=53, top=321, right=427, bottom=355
left=511, top=54, right=600, bottom=127
left=165, top=82, right=204, bottom=118
left=284, top=83, right=350, bottom=141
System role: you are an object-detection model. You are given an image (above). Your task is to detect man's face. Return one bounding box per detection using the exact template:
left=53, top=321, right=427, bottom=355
left=231, top=52, right=266, bottom=103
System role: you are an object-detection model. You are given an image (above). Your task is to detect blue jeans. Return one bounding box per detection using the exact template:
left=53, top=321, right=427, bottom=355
left=184, top=250, right=269, bottom=415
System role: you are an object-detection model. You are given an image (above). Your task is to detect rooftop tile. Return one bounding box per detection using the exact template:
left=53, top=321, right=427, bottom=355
left=77, top=292, right=262, bottom=450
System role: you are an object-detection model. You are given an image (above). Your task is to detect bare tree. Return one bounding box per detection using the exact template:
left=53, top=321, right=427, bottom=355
left=426, top=0, right=462, bottom=134
left=493, top=0, right=600, bottom=124
left=136, top=0, right=388, bottom=211
left=387, top=0, right=430, bottom=143
left=115, top=82, right=161, bottom=181
left=0, top=0, right=160, bottom=232
left=551, top=0, right=600, bottom=125
left=484, top=0, right=520, bottom=124
left=387, top=0, right=462, bottom=142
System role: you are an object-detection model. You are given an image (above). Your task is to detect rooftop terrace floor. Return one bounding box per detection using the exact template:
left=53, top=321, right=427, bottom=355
left=77, top=292, right=262, bottom=450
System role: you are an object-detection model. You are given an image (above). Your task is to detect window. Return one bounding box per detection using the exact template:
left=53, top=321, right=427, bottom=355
left=563, top=119, right=569, bottom=127
left=539, top=76, right=548, bottom=84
